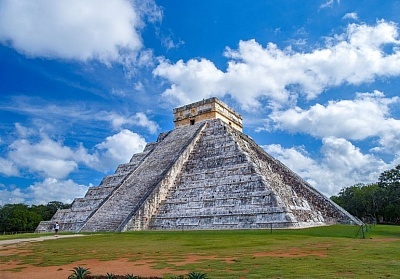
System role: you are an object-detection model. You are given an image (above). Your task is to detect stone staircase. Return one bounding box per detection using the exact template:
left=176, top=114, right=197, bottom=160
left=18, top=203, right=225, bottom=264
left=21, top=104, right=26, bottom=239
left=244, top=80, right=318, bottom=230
left=148, top=119, right=361, bottom=230
left=35, top=142, right=155, bottom=233
left=149, top=119, right=296, bottom=230
left=79, top=122, right=206, bottom=232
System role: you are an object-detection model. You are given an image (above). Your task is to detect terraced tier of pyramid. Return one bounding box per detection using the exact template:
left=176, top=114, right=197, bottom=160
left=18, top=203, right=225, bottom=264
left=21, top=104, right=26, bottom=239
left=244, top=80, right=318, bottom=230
left=36, top=98, right=360, bottom=232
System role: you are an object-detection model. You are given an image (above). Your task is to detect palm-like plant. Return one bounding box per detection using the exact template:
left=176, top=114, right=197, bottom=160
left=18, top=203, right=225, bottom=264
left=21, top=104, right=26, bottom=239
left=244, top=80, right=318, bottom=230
left=125, top=274, right=139, bottom=279
left=187, top=271, right=208, bottom=279
left=68, top=266, right=91, bottom=279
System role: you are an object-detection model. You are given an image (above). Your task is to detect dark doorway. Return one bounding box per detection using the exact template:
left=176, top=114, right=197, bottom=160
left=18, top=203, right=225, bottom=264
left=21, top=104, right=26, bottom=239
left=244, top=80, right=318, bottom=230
left=190, top=119, right=195, bottom=125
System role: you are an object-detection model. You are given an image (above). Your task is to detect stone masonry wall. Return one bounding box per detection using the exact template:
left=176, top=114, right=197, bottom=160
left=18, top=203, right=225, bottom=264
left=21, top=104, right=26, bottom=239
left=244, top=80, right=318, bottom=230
left=231, top=130, right=361, bottom=225
left=122, top=122, right=208, bottom=231
left=79, top=122, right=206, bottom=232
left=149, top=119, right=302, bottom=230
left=173, top=97, right=243, bottom=132
left=36, top=139, right=157, bottom=233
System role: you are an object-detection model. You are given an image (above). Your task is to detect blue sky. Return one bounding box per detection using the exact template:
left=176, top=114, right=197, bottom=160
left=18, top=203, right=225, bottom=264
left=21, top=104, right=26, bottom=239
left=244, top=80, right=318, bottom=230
left=1, top=0, right=400, bottom=205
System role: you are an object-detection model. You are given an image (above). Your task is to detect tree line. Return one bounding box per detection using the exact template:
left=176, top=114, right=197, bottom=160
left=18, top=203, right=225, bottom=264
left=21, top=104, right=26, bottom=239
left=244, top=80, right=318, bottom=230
left=0, top=201, right=70, bottom=233
left=331, top=164, right=400, bottom=224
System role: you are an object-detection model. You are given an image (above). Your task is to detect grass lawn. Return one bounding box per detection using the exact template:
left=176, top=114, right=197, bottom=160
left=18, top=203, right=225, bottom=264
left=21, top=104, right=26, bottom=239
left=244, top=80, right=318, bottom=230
left=1, top=225, right=399, bottom=278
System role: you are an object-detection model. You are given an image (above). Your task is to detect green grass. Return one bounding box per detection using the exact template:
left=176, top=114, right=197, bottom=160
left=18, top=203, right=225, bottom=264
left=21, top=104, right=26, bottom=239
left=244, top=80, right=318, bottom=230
left=1, top=225, right=399, bottom=278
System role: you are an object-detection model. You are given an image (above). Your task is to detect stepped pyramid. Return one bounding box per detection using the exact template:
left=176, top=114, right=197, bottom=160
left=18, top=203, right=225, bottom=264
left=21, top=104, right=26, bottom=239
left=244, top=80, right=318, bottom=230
left=36, top=97, right=361, bottom=233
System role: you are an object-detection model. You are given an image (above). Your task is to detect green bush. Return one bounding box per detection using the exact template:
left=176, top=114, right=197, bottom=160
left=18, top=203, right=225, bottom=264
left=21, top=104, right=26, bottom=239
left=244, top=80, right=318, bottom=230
left=68, top=266, right=91, bottom=279
left=187, top=272, right=208, bottom=279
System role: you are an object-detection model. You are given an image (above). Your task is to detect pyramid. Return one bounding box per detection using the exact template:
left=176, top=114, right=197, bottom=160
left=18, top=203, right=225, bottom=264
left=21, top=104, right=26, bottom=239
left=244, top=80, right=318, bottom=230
left=36, top=98, right=361, bottom=233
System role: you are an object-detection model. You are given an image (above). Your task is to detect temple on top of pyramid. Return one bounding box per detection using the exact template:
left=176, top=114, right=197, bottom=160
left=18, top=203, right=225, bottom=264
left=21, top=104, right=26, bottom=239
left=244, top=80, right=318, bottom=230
left=173, top=97, right=243, bottom=132
left=36, top=97, right=361, bottom=233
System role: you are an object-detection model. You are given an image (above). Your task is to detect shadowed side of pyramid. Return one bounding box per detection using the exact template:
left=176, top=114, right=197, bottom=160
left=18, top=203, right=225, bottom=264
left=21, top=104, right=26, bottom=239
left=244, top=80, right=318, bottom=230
left=148, top=119, right=360, bottom=230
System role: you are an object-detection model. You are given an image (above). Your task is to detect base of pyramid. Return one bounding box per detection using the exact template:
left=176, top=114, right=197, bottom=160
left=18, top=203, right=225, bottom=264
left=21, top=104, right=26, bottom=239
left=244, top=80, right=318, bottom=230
left=36, top=118, right=361, bottom=233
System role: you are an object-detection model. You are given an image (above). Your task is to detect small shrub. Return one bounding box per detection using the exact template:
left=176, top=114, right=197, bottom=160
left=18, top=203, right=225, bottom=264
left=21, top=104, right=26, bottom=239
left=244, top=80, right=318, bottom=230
left=187, top=272, right=208, bottom=279
left=68, top=266, right=91, bottom=279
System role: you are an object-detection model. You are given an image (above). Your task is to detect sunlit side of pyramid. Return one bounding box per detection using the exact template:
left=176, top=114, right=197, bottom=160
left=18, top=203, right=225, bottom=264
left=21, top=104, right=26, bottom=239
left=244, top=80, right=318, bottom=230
left=36, top=97, right=361, bottom=233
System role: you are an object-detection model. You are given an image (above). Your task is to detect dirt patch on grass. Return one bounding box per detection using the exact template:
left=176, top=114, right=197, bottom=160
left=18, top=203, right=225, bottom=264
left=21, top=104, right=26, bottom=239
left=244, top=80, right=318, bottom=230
left=368, top=238, right=400, bottom=243
left=0, top=247, right=28, bottom=256
left=173, top=254, right=237, bottom=266
left=0, top=250, right=239, bottom=279
left=0, top=244, right=231, bottom=279
left=253, top=247, right=327, bottom=258
left=0, top=257, right=188, bottom=279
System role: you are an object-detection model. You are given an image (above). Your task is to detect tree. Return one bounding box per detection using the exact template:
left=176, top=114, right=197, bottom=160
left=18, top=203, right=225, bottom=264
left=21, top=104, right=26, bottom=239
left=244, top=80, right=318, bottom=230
left=332, top=164, right=400, bottom=224
left=378, top=164, right=400, bottom=223
left=0, top=204, right=41, bottom=232
left=331, top=183, right=381, bottom=222
left=0, top=201, right=70, bottom=232
left=31, top=201, right=70, bottom=221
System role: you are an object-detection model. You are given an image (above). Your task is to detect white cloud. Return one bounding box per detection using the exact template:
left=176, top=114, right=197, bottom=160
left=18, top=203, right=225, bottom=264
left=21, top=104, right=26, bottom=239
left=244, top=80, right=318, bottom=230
left=133, top=0, right=163, bottom=24
left=320, top=0, right=340, bottom=9
left=2, top=99, right=160, bottom=135
left=0, top=0, right=145, bottom=63
left=153, top=58, right=226, bottom=106
left=5, top=125, right=148, bottom=178
left=263, top=138, right=389, bottom=196
left=8, top=137, right=80, bottom=179
left=0, top=127, right=148, bottom=205
left=14, top=123, right=36, bottom=138
left=0, top=158, right=19, bottom=176
left=154, top=21, right=400, bottom=109
left=0, top=187, right=26, bottom=205
left=161, top=36, right=185, bottom=51
left=0, top=178, right=90, bottom=205
left=95, top=129, right=146, bottom=171
left=342, top=12, right=358, bottom=20
left=133, top=112, right=160, bottom=134
left=97, top=111, right=159, bottom=134
left=269, top=91, right=400, bottom=148
left=27, top=178, right=89, bottom=205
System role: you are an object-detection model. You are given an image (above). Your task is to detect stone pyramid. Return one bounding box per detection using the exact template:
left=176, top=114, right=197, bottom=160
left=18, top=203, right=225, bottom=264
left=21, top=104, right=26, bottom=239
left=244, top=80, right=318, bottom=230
left=36, top=98, right=361, bottom=233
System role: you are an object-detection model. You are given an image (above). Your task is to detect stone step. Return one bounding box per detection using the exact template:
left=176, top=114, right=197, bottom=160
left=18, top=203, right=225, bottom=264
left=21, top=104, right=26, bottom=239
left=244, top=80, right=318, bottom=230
left=80, top=122, right=206, bottom=232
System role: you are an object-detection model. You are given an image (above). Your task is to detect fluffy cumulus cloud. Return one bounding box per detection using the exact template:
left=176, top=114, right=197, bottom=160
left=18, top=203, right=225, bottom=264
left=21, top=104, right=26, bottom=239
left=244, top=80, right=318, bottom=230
left=263, top=139, right=389, bottom=196
left=0, top=178, right=89, bottom=205
left=0, top=157, right=19, bottom=176
left=154, top=21, right=400, bottom=109
left=0, top=186, right=26, bottom=205
left=98, top=111, right=159, bottom=134
left=0, top=0, right=149, bottom=63
left=27, top=178, right=89, bottom=205
left=269, top=91, right=400, bottom=150
left=0, top=128, right=146, bottom=205
left=8, top=137, right=81, bottom=179
left=3, top=128, right=146, bottom=179
left=95, top=129, right=146, bottom=171
left=263, top=90, right=400, bottom=193
left=153, top=58, right=226, bottom=106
